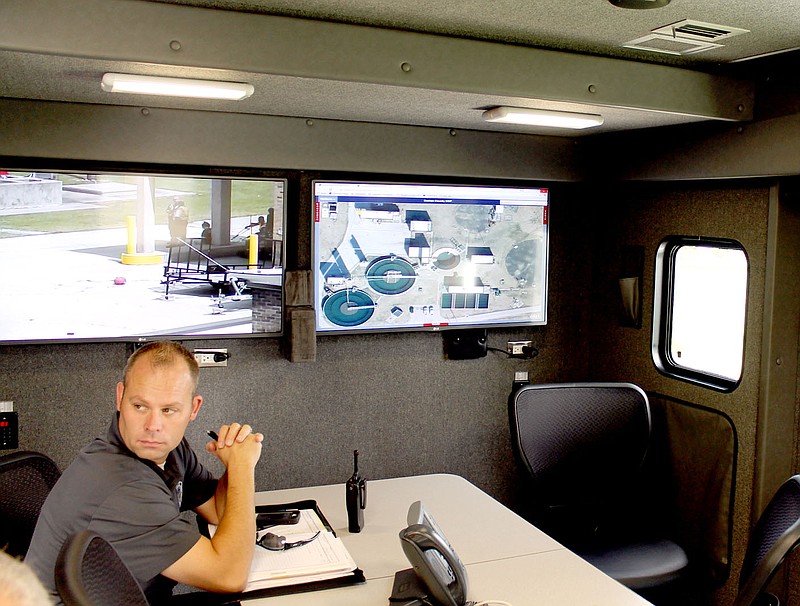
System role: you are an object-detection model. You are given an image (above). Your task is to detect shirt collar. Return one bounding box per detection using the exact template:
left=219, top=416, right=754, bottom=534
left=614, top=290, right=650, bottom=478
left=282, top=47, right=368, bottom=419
left=107, top=413, right=181, bottom=489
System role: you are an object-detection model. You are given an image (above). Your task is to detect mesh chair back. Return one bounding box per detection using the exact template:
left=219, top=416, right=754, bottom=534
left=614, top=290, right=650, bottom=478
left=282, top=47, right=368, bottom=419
left=509, top=383, right=690, bottom=591
left=0, top=451, right=61, bottom=557
left=510, top=382, right=651, bottom=510
left=733, top=475, right=800, bottom=606
left=56, top=530, right=149, bottom=606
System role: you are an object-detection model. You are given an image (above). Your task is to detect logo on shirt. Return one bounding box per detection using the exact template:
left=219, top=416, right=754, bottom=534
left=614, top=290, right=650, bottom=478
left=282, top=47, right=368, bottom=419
left=174, top=480, right=184, bottom=508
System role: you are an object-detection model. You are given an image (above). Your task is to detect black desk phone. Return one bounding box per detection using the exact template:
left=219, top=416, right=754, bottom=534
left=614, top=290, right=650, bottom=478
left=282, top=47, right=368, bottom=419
left=255, top=509, right=300, bottom=530
left=397, top=501, right=469, bottom=606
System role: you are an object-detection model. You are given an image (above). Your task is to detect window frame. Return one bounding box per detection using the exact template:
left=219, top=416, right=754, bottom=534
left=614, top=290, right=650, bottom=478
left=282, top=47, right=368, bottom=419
left=651, top=235, right=749, bottom=392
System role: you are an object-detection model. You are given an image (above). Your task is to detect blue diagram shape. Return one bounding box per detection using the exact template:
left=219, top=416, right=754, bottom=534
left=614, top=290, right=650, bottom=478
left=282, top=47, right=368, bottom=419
left=365, top=255, right=416, bottom=295
left=322, top=289, right=376, bottom=327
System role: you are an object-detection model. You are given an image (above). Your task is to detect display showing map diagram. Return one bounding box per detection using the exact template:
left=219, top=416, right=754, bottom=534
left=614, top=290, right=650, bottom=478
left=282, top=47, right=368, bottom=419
left=314, top=184, right=549, bottom=332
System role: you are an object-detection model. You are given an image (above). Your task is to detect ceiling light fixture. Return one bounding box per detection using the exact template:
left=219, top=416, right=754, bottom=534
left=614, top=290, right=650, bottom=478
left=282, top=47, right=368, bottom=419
left=482, top=106, right=604, bottom=130
left=607, top=0, right=670, bottom=8
left=101, top=73, right=254, bottom=100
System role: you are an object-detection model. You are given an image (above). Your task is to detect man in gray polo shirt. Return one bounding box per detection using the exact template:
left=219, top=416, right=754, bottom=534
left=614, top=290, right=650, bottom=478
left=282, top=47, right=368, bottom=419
left=27, top=341, right=264, bottom=604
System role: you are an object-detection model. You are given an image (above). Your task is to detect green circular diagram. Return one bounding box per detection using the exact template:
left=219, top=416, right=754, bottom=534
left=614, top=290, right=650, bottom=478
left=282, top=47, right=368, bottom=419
left=322, top=289, right=375, bottom=327
left=432, top=248, right=461, bottom=270
left=365, top=255, right=416, bottom=295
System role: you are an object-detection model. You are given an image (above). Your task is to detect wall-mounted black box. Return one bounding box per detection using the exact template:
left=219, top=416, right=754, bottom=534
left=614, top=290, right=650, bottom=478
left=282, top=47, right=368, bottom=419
left=443, top=329, right=488, bottom=360
left=0, top=411, right=19, bottom=450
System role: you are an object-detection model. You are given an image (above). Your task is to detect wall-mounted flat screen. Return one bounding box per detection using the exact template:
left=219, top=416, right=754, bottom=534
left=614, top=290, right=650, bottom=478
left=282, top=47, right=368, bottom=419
left=0, top=170, right=284, bottom=344
left=313, top=180, right=549, bottom=334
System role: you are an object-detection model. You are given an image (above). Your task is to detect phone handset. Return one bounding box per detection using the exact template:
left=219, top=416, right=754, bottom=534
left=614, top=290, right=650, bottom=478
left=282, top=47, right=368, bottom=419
left=399, top=523, right=469, bottom=606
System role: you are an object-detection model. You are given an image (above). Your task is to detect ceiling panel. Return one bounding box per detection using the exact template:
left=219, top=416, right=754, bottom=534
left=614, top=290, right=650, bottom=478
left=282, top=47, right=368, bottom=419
left=147, top=0, right=800, bottom=66
left=1, top=0, right=795, bottom=137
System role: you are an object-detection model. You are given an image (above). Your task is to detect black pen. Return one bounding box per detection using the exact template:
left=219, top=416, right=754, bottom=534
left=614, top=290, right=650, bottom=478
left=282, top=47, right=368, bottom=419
left=206, top=430, right=219, bottom=441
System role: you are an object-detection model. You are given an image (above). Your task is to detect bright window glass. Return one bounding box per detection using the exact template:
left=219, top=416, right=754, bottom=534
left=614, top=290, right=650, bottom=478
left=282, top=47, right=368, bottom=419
left=653, top=237, right=748, bottom=391
left=669, top=245, right=747, bottom=381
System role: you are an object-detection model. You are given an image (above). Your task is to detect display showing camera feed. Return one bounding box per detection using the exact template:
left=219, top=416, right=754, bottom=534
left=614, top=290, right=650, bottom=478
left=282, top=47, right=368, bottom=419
left=313, top=181, right=549, bottom=334
left=0, top=171, right=284, bottom=343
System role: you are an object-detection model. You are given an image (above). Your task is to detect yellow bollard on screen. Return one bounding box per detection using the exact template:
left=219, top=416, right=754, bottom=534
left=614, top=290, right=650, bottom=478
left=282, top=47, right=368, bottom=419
left=249, top=234, right=259, bottom=267
left=120, top=215, right=164, bottom=265
left=126, top=215, right=136, bottom=255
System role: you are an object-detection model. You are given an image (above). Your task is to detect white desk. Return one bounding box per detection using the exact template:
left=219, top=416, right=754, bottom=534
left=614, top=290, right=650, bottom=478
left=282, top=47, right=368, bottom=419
left=243, top=473, right=653, bottom=606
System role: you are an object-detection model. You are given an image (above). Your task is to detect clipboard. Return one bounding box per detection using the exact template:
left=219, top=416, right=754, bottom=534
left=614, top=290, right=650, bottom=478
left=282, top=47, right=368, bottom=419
left=170, top=500, right=365, bottom=605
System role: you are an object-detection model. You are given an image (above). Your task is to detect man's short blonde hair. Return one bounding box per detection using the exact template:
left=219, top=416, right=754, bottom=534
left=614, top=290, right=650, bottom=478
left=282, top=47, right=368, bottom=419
left=122, top=341, right=200, bottom=392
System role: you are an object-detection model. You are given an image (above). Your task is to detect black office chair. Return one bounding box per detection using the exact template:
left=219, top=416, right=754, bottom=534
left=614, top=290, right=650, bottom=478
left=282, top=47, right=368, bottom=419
left=55, top=530, right=150, bottom=606
left=0, top=450, right=61, bottom=557
left=509, top=382, right=689, bottom=592
left=732, top=475, right=800, bottom=606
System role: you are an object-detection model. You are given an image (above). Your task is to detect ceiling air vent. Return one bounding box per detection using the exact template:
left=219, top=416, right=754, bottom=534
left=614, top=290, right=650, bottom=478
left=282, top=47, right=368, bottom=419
left=652, top=20, right=750, bottom=42
left=623, top=33, right=721, bottom=56
left=624, top=20, right=749, bottom=56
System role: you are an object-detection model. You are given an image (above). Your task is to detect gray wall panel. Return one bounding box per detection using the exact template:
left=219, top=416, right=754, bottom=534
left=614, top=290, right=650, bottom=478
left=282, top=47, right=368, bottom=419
left=0, top=99, right=582, bottom=181
left=583, top=181, right=771, bottom=606
left=592, top=113, right=800, bottom=182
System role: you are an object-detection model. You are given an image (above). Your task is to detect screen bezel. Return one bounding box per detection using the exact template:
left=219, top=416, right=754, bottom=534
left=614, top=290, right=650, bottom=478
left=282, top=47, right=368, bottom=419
left=0, top=166, right=287, bottom=345
left=311, top=177, right=550, bottom=336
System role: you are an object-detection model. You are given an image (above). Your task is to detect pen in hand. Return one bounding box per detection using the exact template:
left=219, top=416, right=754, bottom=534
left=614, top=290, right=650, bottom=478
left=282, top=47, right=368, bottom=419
left=206, top=430, right=219, bottom=441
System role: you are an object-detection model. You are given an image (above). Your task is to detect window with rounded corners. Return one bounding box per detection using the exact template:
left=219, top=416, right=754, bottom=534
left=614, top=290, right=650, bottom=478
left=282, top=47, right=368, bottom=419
left=652, top=236, right=749, bottom=392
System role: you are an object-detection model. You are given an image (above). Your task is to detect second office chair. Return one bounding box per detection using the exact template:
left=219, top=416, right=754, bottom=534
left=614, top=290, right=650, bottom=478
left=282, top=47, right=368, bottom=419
left=509, top=382, right=689, bottom=592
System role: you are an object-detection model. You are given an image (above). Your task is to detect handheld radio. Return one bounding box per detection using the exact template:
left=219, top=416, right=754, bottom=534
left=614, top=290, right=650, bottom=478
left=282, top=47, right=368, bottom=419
left=346, top=449, right=367, bottom=532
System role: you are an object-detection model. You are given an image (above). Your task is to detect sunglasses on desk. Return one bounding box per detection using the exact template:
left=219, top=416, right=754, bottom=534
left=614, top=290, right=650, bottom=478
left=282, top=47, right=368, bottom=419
left=257, top=530, right=321, bottom=551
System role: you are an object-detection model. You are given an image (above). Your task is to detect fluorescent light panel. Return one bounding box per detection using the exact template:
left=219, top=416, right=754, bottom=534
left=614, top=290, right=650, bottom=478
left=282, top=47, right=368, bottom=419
left=483, top=106, right=604, bottom=129
left=101, top=73, right=254, bottom=100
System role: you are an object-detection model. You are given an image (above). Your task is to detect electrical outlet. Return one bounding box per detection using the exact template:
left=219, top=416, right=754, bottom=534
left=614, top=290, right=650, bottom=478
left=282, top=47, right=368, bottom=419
left=193, top=349, right=229, bottom=368
left=507, top=340, right=533, bottom=356
left=512, top=370, right=530, bottom=393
